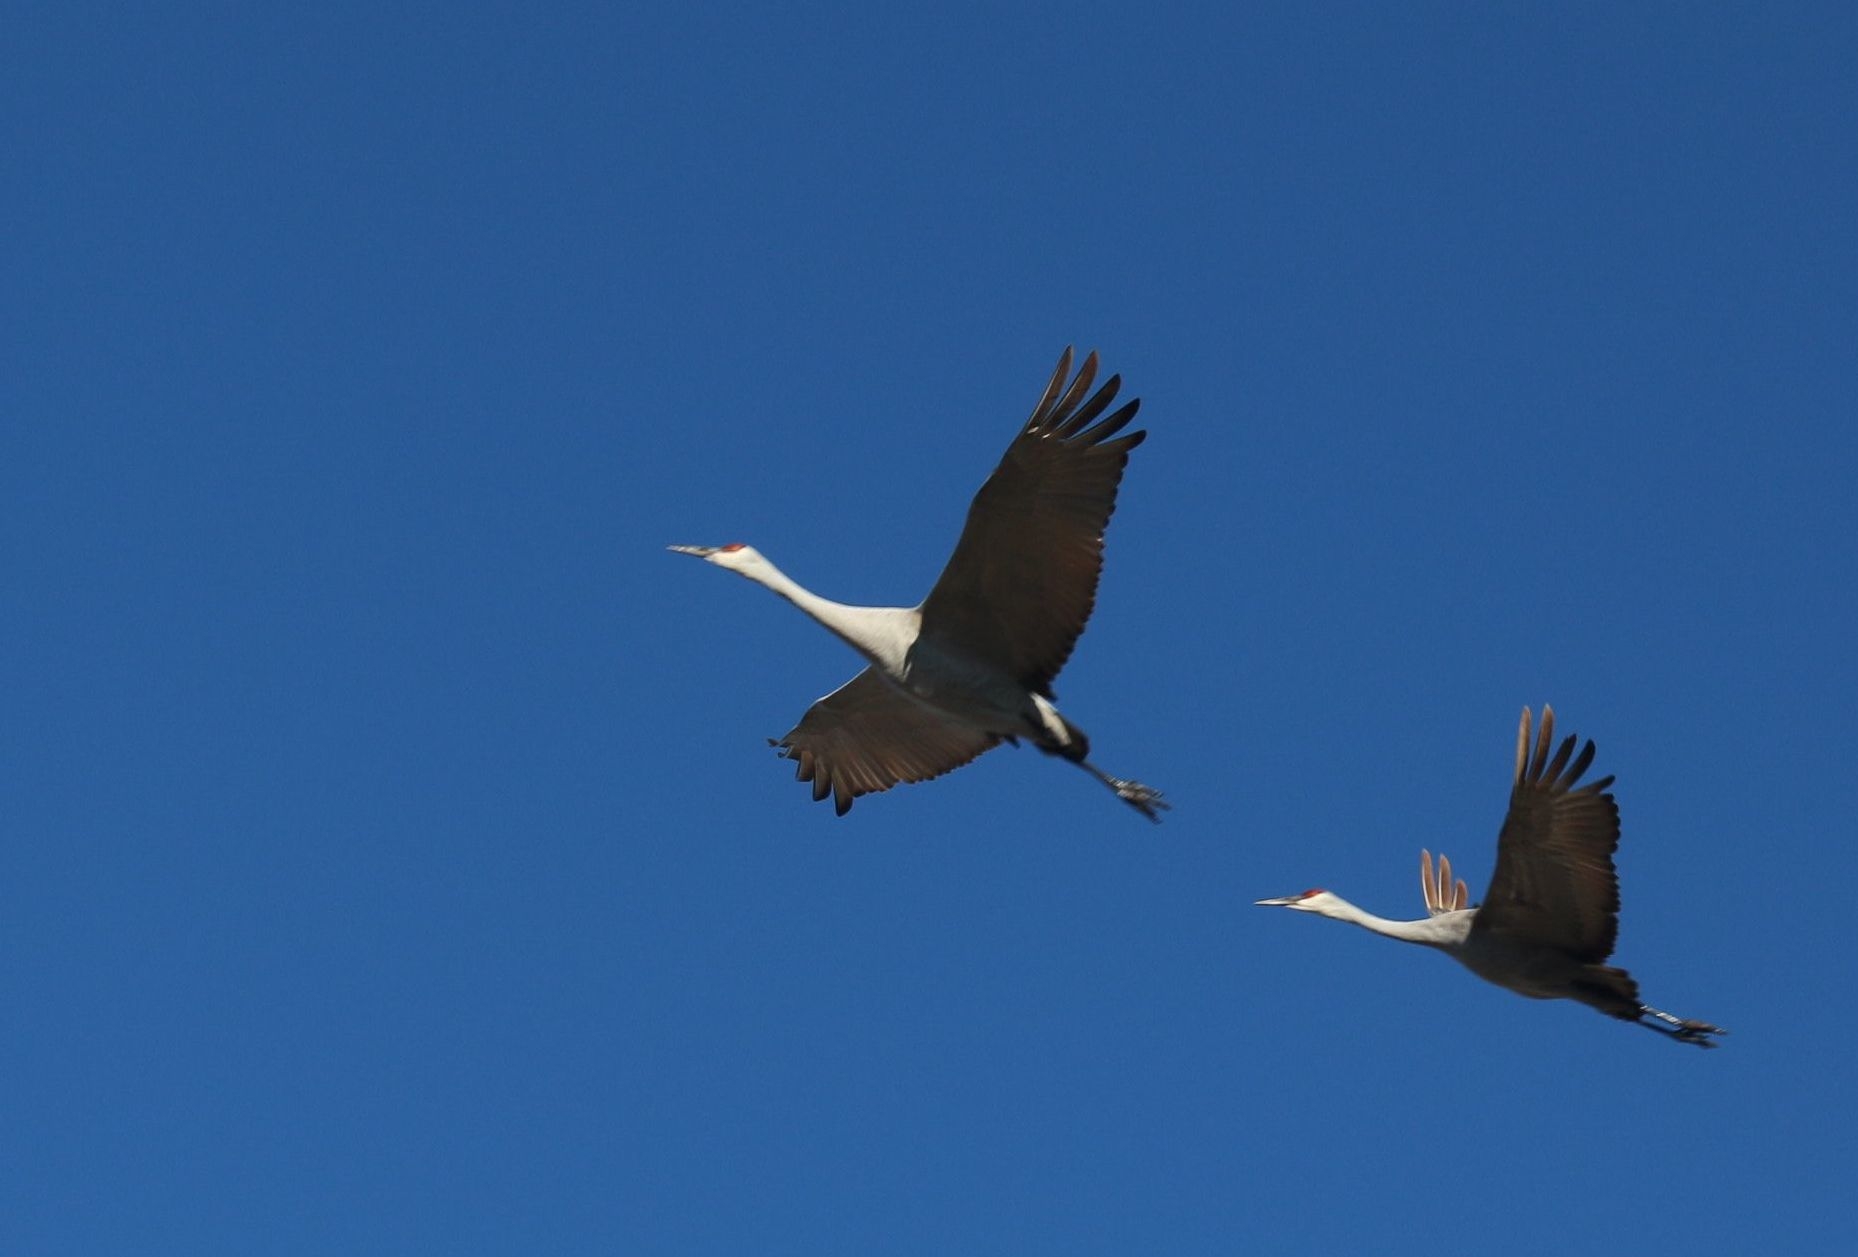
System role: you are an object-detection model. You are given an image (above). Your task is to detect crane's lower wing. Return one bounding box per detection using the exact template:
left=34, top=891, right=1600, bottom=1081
left=1471, top=707, right=1622, bottom=962
left=771, top=668, right=1004, bottom=815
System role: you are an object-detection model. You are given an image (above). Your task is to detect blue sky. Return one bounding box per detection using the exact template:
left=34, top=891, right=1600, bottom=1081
left=5, top=3, right=1855, bottom=1253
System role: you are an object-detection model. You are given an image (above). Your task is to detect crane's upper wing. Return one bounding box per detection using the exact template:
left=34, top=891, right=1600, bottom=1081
left=917, top=348, right=1146, bottom=696
left=771, top=667, right=1004, bottom=815
left=1470, top=707, right=1622, bottom=962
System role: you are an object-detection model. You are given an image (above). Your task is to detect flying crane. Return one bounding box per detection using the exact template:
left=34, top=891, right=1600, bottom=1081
left=1257, top=707, right=1724, bottom=1047
left=670, top=348, right=1166, bottom=821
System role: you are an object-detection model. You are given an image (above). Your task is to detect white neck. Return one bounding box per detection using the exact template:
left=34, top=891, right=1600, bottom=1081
left=735, top=554, right=918, bottom=673
left=1319, top=895, right=1468, bottom=949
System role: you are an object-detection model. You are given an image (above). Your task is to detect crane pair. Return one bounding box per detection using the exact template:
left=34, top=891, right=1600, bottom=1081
left=670, top=348, right=1724, bottom=1049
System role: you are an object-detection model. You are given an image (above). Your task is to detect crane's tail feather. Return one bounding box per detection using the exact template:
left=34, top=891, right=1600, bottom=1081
left=1573, top=965, right=1644, bottom=1019
left=1030, top=709, right=1091, bottom=762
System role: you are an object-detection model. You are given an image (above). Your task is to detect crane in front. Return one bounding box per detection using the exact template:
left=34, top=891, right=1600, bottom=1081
left=1256, top=706, right=1724, bottom=1047
left=670, top=347, right=1166, bottom=821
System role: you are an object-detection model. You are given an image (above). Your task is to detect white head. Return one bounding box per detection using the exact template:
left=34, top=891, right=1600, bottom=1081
left=667, top=542, right=774, bottom=581
left=1254, top=888, right=1349, bottom=918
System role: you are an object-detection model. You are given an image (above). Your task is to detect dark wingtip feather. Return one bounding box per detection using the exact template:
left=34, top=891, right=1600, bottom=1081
left=1053, top=374, right=1122, bottom=438
left=1085, top=402, right=1137, bottom=445
left=1529, top=708, right=1556, bottom=781
left=1029, top=348, right=1074, bottom=428
left=1563, top=739, right=1597, bottom=789
left=1543, top=734, right=1576, bottom=785
left=1050, top=356, right=1097, bottom=425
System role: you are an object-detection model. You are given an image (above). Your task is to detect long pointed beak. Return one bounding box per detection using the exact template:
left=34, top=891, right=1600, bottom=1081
left=667, top=544, right=718, bottom=558
left=1254, top=895, right=1301, bottom=907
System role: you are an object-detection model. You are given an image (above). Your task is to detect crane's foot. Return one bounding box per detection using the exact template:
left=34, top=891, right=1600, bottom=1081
left=1111, top=778, right=1169, bottom=823
left=1674, top=1019, right=1727, bottom=1047
left=1640, top=1004, right=1726, bottom=1048
left=1076, top=760, right=1169, bottom=822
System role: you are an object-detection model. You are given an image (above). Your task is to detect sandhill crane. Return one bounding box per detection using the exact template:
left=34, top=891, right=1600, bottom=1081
left=670, top=347, right=1166, bottom=821
left=1256, top=707, right=1725, bottom=1047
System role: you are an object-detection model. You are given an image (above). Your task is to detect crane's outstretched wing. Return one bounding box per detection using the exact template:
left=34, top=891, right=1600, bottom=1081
left=917, top=347, right=1146, bottom=696
left=1470, top=707, right=1622, bottom=962
left=771, top=668, right=1004, bottom=815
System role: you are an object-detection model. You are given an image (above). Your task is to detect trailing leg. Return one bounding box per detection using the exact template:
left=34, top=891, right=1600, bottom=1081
left=1077, top=758, right=1169, bottom=822
left=1637, top=1002, right=1727, bottom=1048
left=1027, top=696, right=1167, bottom=822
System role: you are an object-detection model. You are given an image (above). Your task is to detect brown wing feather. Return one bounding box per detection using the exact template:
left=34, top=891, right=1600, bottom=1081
left=770, top=668, right=1003, bottom=815
left=1472, top=706, right=1622, bottom=961
left=918, top=348, right=1146, bottom=695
